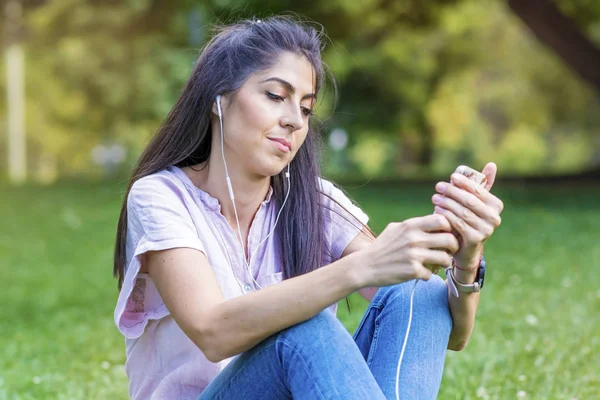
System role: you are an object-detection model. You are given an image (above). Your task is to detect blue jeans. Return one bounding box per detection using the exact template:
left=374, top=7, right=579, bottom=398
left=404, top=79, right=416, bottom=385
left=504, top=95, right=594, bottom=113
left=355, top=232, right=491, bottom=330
left=198, top=275, right=452, bottom=399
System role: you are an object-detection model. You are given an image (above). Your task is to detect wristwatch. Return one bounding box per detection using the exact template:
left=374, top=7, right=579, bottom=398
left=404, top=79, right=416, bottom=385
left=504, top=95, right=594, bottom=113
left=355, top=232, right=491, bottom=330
left=445, top=256, right=486, bottom=296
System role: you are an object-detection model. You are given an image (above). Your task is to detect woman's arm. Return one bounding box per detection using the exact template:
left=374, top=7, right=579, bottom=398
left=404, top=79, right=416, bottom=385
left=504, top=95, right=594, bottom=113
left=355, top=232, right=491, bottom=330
left=147, top=214, right=455, bottom=363
left=445, top=263, right=481, bottom=351
left=341, top=229, right=379, bottom=301
left=147, top=247, right=365, bottom=363
left=432, top=164, right=503, bottom=350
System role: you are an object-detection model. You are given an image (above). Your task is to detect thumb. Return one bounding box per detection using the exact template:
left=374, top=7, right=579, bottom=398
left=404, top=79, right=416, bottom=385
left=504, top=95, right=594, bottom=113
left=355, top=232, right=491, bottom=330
left=481, top=162, right=498, bottom=191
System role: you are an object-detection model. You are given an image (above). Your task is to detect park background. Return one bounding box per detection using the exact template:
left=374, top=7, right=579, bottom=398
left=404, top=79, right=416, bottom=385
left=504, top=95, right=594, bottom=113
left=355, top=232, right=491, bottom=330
left=1, top=0, right=599, bottom=399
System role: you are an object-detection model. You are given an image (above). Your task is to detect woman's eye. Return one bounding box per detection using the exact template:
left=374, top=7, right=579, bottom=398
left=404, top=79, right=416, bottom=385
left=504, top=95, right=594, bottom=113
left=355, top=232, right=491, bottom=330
left=266, top=91, right=312, bottom=117
left=265, top=91, right=284, bottom=102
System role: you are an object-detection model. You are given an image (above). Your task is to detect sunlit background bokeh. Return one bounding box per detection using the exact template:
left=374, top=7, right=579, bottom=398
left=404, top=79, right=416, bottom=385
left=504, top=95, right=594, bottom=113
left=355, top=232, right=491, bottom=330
left=2, top=0, right=600, bottom=183
left=1, top=1, right=599, bottom=399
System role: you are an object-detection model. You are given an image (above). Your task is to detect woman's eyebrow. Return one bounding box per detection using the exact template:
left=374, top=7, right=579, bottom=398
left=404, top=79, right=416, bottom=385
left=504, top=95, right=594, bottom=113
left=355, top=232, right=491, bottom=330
left=259, top=77, right=316, bottom=101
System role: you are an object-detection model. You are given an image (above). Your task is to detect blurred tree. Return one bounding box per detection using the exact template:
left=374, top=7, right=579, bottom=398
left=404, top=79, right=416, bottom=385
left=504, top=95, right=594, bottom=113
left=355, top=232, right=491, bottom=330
left=509, top=0, right=600, bottom=91
left=2, top=0, right=599, bottom=180
left=508, top=0, right=600, bottom=175
left=427, top=0, right=599, bottom=175
left=7, top=0, right=199, bottom=178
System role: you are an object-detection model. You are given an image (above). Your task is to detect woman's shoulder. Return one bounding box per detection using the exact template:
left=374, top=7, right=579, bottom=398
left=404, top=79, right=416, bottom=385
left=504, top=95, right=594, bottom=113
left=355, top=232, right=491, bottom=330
left=125, top=166, right=206, bottom=243
left=129, top=166, right=188, bottom=198
left=316, top=176, right=340, bottom=196
left=317, top=177, right=352, bottom=204
left=131, top=166, right=186, bottom=193
left=317, top=176, right=369, bottom=224
left=128, top=166, right=193, bottom=211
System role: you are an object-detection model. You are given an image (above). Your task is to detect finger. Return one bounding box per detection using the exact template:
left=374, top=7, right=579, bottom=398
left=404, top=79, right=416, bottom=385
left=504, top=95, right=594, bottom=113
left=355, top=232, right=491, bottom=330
left=450, top=173, right=487, bottom=196
left=434, top=205, right=491, bottom=244
left=422, top=231, right=460, bottom=254
left=449, top=173, right=504, bottom=215
left=409, top=214, right=453, bottom=233
left=434, top=182, right=488, bottom=219
left=481, top=162, right=497, bottom=191
left=420, top=249, right=453, bottom=269
left=432, top=192, right=500, bottom=230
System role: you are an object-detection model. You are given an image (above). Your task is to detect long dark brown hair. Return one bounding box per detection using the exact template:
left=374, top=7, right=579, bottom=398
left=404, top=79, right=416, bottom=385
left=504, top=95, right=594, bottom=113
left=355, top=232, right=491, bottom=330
left=113, top=16, right=372, bottom=290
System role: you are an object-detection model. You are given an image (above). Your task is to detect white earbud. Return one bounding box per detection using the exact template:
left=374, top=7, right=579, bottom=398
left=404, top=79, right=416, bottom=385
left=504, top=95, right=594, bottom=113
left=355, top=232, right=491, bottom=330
left=215, top=95, right=222, bottom=118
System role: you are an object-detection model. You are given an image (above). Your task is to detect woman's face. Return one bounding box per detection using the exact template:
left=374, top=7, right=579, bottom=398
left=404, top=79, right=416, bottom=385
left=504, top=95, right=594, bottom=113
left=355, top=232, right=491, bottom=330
left=214, top=51, right=316, bottom=179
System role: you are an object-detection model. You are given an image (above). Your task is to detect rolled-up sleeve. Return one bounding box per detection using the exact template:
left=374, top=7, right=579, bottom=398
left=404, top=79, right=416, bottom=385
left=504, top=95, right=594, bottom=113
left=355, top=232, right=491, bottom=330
left=114, top=175, right=206, bottom=339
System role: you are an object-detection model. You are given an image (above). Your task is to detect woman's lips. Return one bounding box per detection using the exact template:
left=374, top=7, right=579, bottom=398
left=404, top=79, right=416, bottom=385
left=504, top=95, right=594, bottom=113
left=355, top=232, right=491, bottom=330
left=268, top=138, right=292, bottom=153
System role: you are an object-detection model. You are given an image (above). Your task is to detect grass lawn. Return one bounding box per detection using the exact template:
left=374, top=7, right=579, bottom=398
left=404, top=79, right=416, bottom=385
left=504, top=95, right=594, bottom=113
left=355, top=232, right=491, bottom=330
left=1, top=179, right=598, bottom=399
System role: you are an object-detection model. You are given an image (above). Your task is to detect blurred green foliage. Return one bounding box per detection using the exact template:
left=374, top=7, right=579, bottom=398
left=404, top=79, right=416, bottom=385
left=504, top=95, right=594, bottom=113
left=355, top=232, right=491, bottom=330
left=1, top=0, right=599, bottom=181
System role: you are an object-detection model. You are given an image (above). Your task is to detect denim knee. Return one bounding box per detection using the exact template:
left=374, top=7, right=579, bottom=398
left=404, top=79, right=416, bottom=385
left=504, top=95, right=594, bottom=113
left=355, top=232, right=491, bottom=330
left=416, top=275, right=452, bottom=334
left=423, top=274, right=450, bottom=307
left=277, top=309, right=341, bottom=344
left=374, top=275, right=452, bottom=334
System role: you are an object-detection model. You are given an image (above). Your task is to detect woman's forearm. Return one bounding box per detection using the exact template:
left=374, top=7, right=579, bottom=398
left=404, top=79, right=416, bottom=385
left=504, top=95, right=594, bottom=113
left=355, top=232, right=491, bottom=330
left=446, top=267, right=480, bottom=351
left=198, top=251, right=366, bottom=363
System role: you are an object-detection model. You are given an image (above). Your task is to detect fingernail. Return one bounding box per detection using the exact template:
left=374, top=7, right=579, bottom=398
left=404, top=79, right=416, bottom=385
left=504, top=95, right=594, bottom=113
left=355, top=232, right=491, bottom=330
left=434, top=206, right=443, bottom=213
left=432, top=194, right=441, bottom=204
left=436, top=182, right=447, bottom=193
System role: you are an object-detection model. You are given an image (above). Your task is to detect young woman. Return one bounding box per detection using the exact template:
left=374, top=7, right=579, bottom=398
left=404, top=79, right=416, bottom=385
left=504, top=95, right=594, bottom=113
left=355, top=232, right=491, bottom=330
left=112, top=16, right=503, bottom=400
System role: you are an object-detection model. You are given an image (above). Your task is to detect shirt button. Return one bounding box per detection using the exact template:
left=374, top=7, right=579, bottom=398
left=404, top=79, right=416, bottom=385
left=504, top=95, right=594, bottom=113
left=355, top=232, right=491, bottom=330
left=243, top=284, right=252, bottom=292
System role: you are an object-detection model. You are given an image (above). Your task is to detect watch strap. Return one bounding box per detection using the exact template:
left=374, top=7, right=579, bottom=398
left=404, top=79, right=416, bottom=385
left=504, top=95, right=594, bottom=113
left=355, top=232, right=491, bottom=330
left=446, top=267, right=481, bottom=295
left=445, top=256, right=486, bottom=297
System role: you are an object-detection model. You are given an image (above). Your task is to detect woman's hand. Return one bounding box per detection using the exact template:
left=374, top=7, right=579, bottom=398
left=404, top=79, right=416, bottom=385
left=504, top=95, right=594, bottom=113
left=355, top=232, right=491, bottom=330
left=431, top=162, right=504, bottom=270
left=359, top=214, right=460, bottom=288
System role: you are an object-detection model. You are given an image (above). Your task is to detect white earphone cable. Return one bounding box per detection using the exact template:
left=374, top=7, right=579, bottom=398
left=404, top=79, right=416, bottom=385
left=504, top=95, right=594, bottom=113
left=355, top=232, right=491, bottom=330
left=395, top=280, right=418, bottom=400
left=216, top=95, right=290, bottom=290
left=249, top=165, right=290, bottom=264
left=217, top=96, right=246, bottom=259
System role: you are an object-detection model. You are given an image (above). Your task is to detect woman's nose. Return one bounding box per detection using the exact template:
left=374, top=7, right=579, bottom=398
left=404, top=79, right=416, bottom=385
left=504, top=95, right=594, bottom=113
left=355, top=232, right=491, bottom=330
left=280, top=105, right=304, bottom=132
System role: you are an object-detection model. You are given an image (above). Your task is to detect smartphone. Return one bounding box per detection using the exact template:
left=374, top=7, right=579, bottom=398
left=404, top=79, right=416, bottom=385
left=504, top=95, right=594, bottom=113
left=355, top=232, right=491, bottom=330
left=454, top=165, right=487, bottom=187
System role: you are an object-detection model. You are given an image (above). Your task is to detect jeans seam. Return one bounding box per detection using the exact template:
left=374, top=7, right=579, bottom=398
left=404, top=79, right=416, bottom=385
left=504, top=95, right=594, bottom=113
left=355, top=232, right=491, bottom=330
left=352, top=309, right=369, bottom=341
left=353, top=301, right=383, bottom=339
left=364, top=303, right=384, bottom=366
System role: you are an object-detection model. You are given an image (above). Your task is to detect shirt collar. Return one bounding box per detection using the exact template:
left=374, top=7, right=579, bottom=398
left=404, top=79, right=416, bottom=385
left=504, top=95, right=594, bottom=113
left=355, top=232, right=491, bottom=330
left=170, top=166, right=274, bottom=212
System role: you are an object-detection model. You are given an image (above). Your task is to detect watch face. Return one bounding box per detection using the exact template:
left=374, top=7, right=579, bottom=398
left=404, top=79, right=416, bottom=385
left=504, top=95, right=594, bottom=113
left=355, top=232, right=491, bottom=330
left=478, top=259, right=486, bottom=289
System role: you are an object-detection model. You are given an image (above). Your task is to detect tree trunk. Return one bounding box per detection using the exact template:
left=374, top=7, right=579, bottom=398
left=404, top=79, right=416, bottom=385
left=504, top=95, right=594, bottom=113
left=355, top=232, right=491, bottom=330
left=507, top=0, right=600, bottom=92
left=5, top=0, right=27, bottom=184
